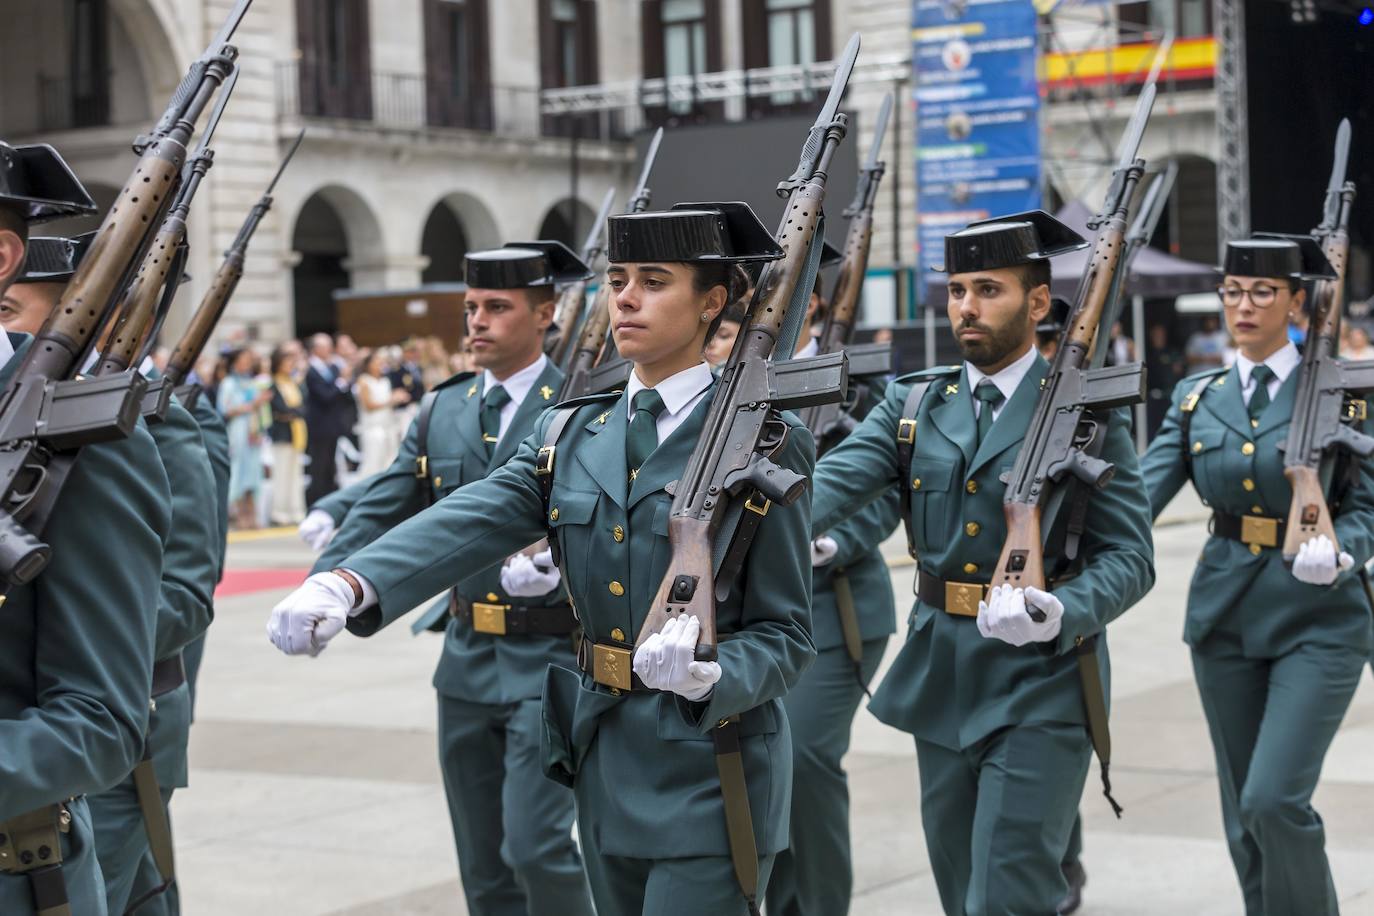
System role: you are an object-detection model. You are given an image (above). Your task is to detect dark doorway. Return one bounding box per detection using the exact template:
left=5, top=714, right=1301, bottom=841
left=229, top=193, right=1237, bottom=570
left=292, top=194, right=350, bottom=337
left=421, top=202, right=469, bottom=284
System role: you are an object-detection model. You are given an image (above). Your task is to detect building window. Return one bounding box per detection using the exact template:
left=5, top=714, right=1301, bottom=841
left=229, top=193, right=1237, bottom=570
left=67, top=0, right=110, bottom=128
left=296, top=0, right=373, bottom=120
left=741, top=0, right=830, bottom=115
left=424, top=0, right=492, bottom=130
left=539, top=0, right=598, bottom=135
left=641, top=0, right=721, bottom=124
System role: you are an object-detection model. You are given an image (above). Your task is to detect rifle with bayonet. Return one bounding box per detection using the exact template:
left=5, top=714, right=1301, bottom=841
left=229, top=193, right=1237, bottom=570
left=990, top=82, right=1156, bottom=599
left=98, top=69, right=241, bottom=422
left=0, top=0, right=251, bottom=588
left=559, top=127, right=664, bottom=399
left=550, top=186, right=616, bottom=369
left=798, top=90, right=893, bottom=453
left=635, top=34, right=861, bottom=660
left=165, top=130, right=304, bottom=411
left=1280, top=119, right=1374, bottom=561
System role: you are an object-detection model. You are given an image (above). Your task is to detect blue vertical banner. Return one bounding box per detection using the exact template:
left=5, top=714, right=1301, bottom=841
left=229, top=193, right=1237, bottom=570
left=912, top=0, right=1042, bottom=280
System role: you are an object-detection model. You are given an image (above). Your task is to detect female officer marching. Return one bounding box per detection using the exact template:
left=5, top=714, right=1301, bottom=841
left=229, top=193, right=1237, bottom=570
left=267, top=201, right=817, bottom=916
left=1141, top=234, right=1374, bottom=915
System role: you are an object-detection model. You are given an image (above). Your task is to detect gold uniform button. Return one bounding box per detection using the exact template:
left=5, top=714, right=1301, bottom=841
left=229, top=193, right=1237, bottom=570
left=610, top=627, right=625, bottom=642
left=1251, top=419, right=1260, bottom=429
left=486, top=592, right=499, bottom=602
left=963, top=562, right=978, bottom=574
left=612, top=525, right=625, bottom=543
left=1242, top=478, right=1255, bottom=491
left=608, top=581, right=625, bottom=597
left=434, top=476, right=443, bottom=488
left=965, top=522, right=981, bottom=537
left=1249, top=543, right=1263, bottom=556
left=1251, top=504, right=1263, bottom=514
left=608, top=687, right=622, bottom=696
left=1241, top=442, right=1255, bottom=456
left=550, top=507, right=560, bottom=521
left=1192, top=442, right=1204, bottom=454
left=966, top=480, right=978, bottom=494
left=912, top=478, right=922, bottom=490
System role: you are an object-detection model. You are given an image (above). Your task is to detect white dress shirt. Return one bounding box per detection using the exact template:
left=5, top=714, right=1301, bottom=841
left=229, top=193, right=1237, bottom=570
left=795, top=337, right=820, bottom=359
left=965, top=344, right=1039, bottom=422
left=482, top=353, right=548, bottom=445
left=1235, top=342, right=1299, bottom=407
left=625, top=361, right=715, bottom=444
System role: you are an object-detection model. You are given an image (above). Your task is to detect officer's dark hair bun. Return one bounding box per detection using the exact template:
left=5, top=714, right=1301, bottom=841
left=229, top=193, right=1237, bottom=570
left=690, top=262, right=750, bottom=304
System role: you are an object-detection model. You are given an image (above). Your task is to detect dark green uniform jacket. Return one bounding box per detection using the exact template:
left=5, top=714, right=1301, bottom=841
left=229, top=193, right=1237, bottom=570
left=0, top=335, right=172, bottom=910
left=811, top=358, right=1155, bottom=750
left=312, top=474, right=370, bottom=527
left=341, top=381, right=817, bottom=859
left=318, top=363, right=574, bottom=704
left=812, top=489, right=900, bottom=651
left=1143, top=366, right=1374, bottom=652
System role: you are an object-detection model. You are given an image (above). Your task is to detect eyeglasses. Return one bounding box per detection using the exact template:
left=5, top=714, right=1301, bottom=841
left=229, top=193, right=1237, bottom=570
left=1217, top=283, right=1288, bottom=309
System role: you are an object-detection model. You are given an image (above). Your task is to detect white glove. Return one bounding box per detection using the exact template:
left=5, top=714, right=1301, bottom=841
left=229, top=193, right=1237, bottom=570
left=1291, top=535, right=1354, bottom=586
left=977, top=583, right=1064, bottom=647
left=500, top=549, right=562, bottom=597
left=266, top=572, right=354, bottom=656
left=299, top=510, right=336, bottom=551
left=811, top=536, right=838, bottom=567
left=632, top=614, right=722, bottom=702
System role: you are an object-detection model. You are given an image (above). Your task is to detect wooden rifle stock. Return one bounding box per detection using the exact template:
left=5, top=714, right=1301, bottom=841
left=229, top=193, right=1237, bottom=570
left=557, top=283, right=613, bottom=399
left=164, top=248, right=244, bottom=388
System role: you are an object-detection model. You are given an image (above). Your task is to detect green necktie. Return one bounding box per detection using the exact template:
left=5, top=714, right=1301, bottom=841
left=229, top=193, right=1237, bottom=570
left=626, top=389, right=667, bottom=480
left=1248, top=364, right=1275, bottom=424
left=975, top=379, right=1005, bottom=445
left=480, top=384, right=510, bottom=456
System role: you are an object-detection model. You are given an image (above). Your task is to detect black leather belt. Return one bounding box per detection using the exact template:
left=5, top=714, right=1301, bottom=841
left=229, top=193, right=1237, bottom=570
left=917, top=572, right=990, bottom=617
left=917, top=569, right=1074, bottom=617
left=575, top=638, right=646, bottom=693
left=1211, top=511, right=1285, bottom=552
left=450, top=593, right=579, bottom=637
left=151, top=654, right=186, bottom=698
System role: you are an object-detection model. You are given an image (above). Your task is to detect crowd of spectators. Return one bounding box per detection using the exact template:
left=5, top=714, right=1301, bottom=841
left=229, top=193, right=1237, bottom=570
left=155, top=332, right=467, bottom=529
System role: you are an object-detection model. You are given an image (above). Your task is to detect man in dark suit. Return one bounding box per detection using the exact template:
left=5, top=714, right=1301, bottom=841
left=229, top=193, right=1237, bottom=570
left=304, top=333, right=354, bottom=504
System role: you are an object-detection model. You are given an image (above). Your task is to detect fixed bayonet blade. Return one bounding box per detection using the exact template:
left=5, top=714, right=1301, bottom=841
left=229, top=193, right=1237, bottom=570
left=582, top=186, right=616, bottom=260
left=265, top=130, right=305, bottom=196
left=1328, top=119, right=1352, bottom=194
left=209, top=0, right=255, bottom=53
left=866, top=92, right=893, bottom=169
left=189, top=67, right=238, bottom=163
left=635, top=128, right=664, bottom=196
left=1113, top=82, right=1156, bottom=171
left=816, top=33, right=860, bottom=131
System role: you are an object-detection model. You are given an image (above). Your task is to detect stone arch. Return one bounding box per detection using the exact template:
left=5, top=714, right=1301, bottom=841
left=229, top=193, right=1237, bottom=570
left=536, top=197, right=598, bottom=250
left=417, top=191, right=502, bottom=284
left=289, top=185, right=387, bottom=336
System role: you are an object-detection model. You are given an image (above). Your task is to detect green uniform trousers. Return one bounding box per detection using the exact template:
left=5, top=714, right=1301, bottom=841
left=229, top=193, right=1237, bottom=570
left=916, top=722, right=1090, bottom=916
left=767, top=637, right=886, bottom=916
left=579, top=831, right=775, bottom=916
left=438, top=694, right=594, bottom=916
left=1191, top=632, right=1364, bottom=916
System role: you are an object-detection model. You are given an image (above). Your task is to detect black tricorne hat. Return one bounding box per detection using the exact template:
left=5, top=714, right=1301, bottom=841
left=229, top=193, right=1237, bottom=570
left=937, top=210, right=1087, bottom=274
left=607, top=201, right=784, bottom=264
left=16, top=231, right=98, bottom=284
left=0, top=143, right=96, bottom=224
left=463, top=240, right=593, bottom=290
left=1222, top=234, right=1337, bottom=281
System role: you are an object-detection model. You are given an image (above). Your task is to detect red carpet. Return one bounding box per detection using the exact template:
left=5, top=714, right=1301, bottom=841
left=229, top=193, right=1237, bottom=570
left=216, top=568, right=310, bottom=598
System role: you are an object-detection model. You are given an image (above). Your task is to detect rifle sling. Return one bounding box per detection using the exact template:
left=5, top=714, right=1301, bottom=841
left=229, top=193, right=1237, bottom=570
left=831, top=568, right=873, bottom=696
left=413, top=390, right=440, bottom=510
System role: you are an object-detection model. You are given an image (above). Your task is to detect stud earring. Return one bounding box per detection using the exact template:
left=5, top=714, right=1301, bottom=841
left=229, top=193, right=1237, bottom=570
left=700, top=312, right=710, bottom=322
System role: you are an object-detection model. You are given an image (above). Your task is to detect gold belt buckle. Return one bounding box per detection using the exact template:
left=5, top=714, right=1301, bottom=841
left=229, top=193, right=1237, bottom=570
left=944, top=581, right=985, bottom=617
left=1240, top=515, right=1278, bottom=548
left=592, top=643, right=633, bottom=691
left=471, top=601, right=508, bottom=635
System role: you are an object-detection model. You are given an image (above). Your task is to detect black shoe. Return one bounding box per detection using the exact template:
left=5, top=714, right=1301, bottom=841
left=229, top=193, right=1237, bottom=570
left=1056, top=861, right=1086, bottom=915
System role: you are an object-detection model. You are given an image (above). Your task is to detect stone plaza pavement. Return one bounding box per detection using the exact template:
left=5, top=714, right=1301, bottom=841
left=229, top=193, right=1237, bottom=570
left=176, top=489, right=1374, bottom=914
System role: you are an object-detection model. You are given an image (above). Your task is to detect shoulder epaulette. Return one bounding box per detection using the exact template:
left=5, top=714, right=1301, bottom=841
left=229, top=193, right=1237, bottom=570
left=895, top=365, right=960, bottom=385
left=551, top=389, right=622, bottom=411
left=1180, top=366, right=1227, bottom=386
left=431, top=370, right=477, bottom=393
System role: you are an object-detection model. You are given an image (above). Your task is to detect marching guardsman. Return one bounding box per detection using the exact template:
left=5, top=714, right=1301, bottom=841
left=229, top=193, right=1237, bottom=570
left=268, top=202, right=816, bottom=914
left=273, top=241, right=599, bottom=916
left=1141, top=235, right=1374, bottom=915
left=0, top=143, right=174, bottom=916
left=0, top=233, right=221, bottom=915
left=808, top=211, right=1155, bottom=914
left=768, top=243, right=902, bottom=916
